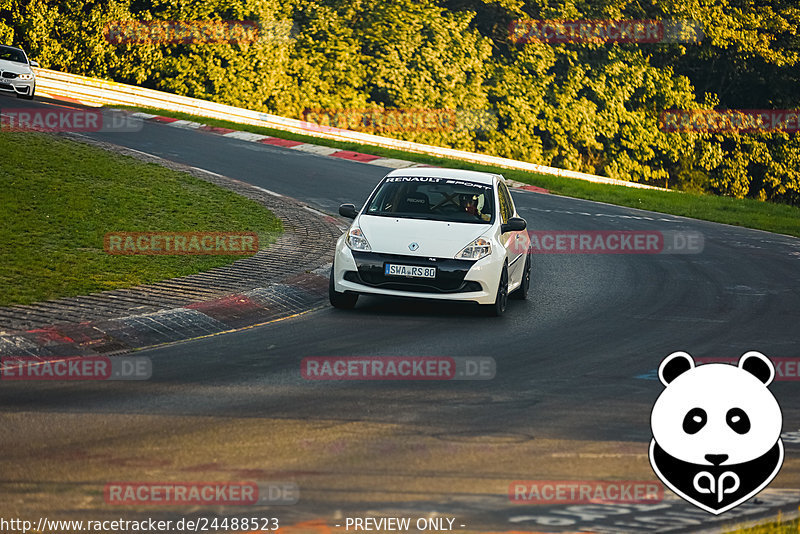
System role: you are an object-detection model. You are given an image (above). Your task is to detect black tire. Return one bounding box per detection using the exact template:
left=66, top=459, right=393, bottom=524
left=481, top=264, right=508, bottom=316
left=329, top=268, right=358, bottom=309
left=510, top=254, right=531, bottom=300
left=18, top=83, right=34, bottom=100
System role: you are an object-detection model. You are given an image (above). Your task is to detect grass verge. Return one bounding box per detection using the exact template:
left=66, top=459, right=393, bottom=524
left=122, top=106, right=800, bottom=238
left=0, top=132, right=283, bottom=307
left=725, top=513, right=800, bottom=533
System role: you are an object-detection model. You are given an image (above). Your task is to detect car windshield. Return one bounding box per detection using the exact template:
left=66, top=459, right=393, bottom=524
left=365, top=176, right=494, bottom=224
left=0, top=46, right=27, bottom=64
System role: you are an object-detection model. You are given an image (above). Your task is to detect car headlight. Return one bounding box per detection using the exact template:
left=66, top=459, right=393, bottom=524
left=17, top=74, right=33, bottom=80
left=345, top=226, right=371, bottom=251
left=456, top=237, right=491, bottom=260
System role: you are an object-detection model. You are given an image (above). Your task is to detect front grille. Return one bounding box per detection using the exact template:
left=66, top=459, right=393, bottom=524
left=1, top=72, right=19, bottom=79
left=344, top=271, right=482, bottom=293
left=347, top=252, right=481, bottom=293
left=0, top=83, right=14, bottom=90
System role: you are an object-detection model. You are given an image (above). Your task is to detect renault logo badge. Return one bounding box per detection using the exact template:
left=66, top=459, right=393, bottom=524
left=408, top=242, right=419, bottom=251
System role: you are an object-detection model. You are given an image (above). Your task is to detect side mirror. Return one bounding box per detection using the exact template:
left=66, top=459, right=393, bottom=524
left=30, top=60, right=39, bottom=67
left=501, top=217, right=527, bottom=233
left=339, top=203, right=358, bottom=219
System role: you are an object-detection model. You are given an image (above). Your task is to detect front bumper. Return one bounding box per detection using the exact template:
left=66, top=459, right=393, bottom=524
left=332, top=238, right=503, bottom=305
left=0, top=75, right=34, bottom=96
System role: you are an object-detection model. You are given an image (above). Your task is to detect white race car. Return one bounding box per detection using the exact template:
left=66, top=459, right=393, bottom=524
left=0, top=45, right=38, bottom=100
left=330, top=168, right=530, bottom=316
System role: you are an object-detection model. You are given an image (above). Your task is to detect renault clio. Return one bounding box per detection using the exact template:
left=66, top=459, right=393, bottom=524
left=330, top=168, right=530, bottom=316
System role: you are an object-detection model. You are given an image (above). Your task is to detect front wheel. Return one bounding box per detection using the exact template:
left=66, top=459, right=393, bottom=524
left=329, top=268, right=358, bottom=309
left=481, top=264, right=508, bottom=316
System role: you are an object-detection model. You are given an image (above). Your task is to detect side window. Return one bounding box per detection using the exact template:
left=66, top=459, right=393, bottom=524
left=497, top=182, right=512, bottom=224
left=501, top=183, right=515, bottom=218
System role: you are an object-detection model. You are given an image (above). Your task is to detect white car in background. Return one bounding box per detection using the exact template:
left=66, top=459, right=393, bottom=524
left=0, top=45, right=38, bottom=100
left=330, top=168, right=530, bottom=316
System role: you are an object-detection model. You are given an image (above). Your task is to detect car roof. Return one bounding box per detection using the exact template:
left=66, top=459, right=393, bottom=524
left=385, top=167, right=501, bottom=186
left=0, top=44, right=25, bottom=52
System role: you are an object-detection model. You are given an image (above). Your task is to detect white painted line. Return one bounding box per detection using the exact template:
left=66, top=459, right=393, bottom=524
left=365, top=157, right=418, bottom=168
left=190, top=166, right=223, bottom=177
left=224, top=131, right=270, bottom=142
left=251, top=185, right=283, bottom=197
left=290, top=144, right=340, bottom=156
left=126, top=148, right=163, bottom=160
left=303, top=205, right=327, bottom=217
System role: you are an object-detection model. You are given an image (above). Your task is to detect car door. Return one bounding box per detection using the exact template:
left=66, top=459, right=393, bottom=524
left=497, top=180, right=525, bottom=285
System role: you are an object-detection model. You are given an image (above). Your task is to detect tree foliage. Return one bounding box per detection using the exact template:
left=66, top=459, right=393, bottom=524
left=3, top=0, right=799, bottom=203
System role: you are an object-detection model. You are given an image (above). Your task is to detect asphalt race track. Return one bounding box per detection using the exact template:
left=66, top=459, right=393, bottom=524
left=2, top=95, right=799, bottom=533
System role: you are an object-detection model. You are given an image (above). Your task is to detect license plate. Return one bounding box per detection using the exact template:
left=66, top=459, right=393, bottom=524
left=384, top=264, right=436, bottom=278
